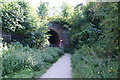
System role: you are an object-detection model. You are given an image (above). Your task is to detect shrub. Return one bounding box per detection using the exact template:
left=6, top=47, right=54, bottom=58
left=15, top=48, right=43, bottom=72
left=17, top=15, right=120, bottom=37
left=2, top=42, right=63, bottom=76
left=71, top=45, right=119, bottom=78
left=70, top=2, right=119, bottom=78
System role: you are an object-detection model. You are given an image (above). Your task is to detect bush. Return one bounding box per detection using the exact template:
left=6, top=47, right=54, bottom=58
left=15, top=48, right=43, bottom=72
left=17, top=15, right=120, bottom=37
left=70, top=2, right=119, bottom=78
left=2, top=42, right=63, bottom=76
left=71, top=45, right=119, bottom=78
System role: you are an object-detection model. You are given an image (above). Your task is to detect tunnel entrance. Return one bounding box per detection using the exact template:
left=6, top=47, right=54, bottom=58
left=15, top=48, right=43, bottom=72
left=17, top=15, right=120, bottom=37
left=48, top=29, right=60, bottom=47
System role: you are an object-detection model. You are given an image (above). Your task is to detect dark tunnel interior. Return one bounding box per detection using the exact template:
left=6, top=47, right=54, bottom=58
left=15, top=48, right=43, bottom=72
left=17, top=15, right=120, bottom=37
left=48, top=29, right=59, bottom=47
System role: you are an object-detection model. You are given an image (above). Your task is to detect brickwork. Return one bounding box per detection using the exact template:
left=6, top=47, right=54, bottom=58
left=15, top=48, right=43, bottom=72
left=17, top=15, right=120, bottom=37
left=47, top=22, right=69, bottom=48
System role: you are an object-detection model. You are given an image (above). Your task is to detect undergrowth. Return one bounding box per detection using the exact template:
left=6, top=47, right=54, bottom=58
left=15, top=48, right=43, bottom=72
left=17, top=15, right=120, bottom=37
left=2, top=42, right=64, bottom=78
left=71, top=45, right=119, bottom=78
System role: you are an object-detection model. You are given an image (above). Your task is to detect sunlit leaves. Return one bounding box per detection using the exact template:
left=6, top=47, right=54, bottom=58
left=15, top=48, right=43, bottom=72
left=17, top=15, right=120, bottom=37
left=61, top=2, right=74, bottom=19
left=70, top=2, right=119, bottom=78
left=37, top=1, right=49, bottom=20
left=1, top=1, right=38, bottom=34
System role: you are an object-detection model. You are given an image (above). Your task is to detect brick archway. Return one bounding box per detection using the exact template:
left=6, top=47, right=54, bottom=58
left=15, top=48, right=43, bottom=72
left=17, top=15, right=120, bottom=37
left=47, top=22, right=70, bottom=48
left=48, top=29, right=60, bottom=47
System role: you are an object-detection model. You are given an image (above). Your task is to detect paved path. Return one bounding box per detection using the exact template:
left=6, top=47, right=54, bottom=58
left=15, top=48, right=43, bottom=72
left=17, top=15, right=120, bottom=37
left=40, top=53, right=72, bottom=78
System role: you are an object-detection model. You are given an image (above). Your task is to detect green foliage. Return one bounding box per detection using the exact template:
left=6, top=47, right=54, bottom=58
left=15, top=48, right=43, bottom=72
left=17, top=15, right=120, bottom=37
left=70, top=2, right=119, bottom=78
left=71, top=27, right=98, bottom=48
left=0, top=53, right=2, bottom=80
left=0, top=0, right=119, bottom=78
left=38, top=1, right=49, bottom=20
left=3, top=68, right=47, bottom=78
left=48, top=2, right=73, bottom=29
left=72, top=45, right=119, bottom=78
left=61, top=2, right=73, bottom=19
left=1, top=0, right=49, bottom=48
left=2, top=42, right=64, bottom=77
left=48, top=16, right=71, bottom=31
left=70, top=2, right=119, bottom=54
left=24, top=26, right=49, bottom=48
left=1, top=0, right=38, bottom=34
left=96, top=3, right=119, bottom=55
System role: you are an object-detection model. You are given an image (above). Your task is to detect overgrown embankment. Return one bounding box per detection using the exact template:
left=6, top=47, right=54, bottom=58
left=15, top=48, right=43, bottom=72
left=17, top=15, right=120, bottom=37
left=71, top=45, right=118, bottom=78
left=69, top=2, right=119, bottom=78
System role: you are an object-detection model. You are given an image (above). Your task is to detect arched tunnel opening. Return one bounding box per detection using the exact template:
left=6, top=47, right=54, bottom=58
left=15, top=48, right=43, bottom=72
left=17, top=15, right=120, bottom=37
left=48, top=29, right=60, bottom=47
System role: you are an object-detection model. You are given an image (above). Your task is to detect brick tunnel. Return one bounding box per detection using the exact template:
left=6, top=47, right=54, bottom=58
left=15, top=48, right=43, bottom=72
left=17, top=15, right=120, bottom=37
left=48, top=29, right=60, bottom=47
left=47, top=22, right=70, bottom=48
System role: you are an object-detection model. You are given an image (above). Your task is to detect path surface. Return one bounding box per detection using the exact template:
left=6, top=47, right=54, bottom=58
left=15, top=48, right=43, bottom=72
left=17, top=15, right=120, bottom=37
left=40, top=53, right=72, bottom=78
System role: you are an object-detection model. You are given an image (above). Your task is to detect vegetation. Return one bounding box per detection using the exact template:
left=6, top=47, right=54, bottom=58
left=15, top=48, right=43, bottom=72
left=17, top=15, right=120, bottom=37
left=0, top=0, right=119, bottom=78
left=1, top=0, right=49, bottom=48
left=72, top=45, right=118, bottom=78
left=70, top=2, right=119, bottom=78
left=37, top=1, right=49, bottom=21
left=48, top=2, right=119, bottom=78
left=1, top=1, right=37, bottom=34
left=2, top=42, right=63, bottom=78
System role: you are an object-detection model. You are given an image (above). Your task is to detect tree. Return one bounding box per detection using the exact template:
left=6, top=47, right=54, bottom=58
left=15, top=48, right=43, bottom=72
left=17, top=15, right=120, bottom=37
left=61, top=2, right=73, bottom=19
left=1, top=0, right=38, bottom=34
left=70, top=2, right=119, bottom=55
left=1, top=0, right=49, bottom=48
left=37, top=1, right=49, bottom=20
